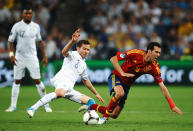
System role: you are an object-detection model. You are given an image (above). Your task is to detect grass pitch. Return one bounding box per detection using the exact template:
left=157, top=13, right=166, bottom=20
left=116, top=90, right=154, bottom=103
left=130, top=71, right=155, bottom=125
left=0, top=85, right=193, bottom=131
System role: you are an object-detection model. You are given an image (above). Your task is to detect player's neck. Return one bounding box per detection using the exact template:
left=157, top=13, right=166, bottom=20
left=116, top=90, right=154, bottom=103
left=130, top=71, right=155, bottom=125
left=23, top=20, right=31, bottom=24
left=144, top=53, right=151, bottom=63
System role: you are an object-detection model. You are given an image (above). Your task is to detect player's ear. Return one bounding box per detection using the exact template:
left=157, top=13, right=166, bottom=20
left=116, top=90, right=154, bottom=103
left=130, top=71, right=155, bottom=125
left=147, top=49, right=151, bottom=54
left=76, top=46, right=80, bottom=51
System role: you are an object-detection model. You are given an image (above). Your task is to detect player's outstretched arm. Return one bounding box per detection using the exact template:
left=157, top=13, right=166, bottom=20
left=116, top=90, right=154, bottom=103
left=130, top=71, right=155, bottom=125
left=82, top=79, right=105, bottom=103
left=158, top=82, right=182, bottom=115
left=62, top=28, right=80, bottom=56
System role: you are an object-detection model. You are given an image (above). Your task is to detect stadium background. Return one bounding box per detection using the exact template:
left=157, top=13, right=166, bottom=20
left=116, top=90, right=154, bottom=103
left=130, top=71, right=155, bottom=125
left=0, top=0, right=193, bottom=87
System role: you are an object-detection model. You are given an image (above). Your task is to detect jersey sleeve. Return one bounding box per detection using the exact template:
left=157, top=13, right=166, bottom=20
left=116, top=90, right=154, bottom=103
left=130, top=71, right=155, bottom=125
left=36, top=25, right=42, bottom=42
left=8, top=24, right=17, bottom=42
left=116, top=51, right=128, bottom=61
left=151, top=61, right=163, bottom=83
left=65, top=51, right=73, bottom=59
left=80, top=65, right=88, bottom=80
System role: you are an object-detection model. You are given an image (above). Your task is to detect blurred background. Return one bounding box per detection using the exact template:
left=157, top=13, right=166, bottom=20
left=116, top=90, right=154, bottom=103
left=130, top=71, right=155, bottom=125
left=0, top=0, right=193, bottom=86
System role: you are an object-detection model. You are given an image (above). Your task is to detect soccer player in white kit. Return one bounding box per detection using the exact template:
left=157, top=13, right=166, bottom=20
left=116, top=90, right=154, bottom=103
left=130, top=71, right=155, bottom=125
left=6, top=7, right=52, bottom=112
left=27, top=29, right=104, bottom=118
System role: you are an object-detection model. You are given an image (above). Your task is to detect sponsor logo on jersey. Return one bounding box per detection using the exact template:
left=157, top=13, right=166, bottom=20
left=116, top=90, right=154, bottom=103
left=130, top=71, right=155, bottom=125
left=120, top=53, right=125, bottom=58
left=116, top=81, right=120, bottom=84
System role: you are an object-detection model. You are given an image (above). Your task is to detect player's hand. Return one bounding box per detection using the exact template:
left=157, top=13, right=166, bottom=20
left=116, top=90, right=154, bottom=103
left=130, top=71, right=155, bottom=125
left=10, top=56, right=17, bottom=66
left=121, top=72, right=135, bottom=78
left=172, top=106, right=182, bottom=115
left=43, top=55, right=48, bottom=67
left=95, top=93, right=105, bottom=103
left=72, top=28, right=80, bottom=42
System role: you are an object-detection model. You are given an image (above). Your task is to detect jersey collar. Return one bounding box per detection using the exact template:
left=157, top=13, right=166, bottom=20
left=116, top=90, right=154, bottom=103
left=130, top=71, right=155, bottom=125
left=75, top=51, right=85, bottom=61
left=22, top=20, right=32, bottom=25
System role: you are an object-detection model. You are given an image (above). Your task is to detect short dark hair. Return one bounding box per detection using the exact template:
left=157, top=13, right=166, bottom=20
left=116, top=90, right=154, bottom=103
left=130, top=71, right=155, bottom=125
left=23, top=6, right=32, bottom=11
left=76, top=40, right=90, bottom=47
left=147, top=42, right=161, bottom=51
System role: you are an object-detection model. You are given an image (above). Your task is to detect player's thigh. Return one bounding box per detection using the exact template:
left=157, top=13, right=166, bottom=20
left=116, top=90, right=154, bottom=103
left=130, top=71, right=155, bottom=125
left=26, top=59, right=40, bottom=79
left=13, top=60, right=26, bottom=80
left=114, top=85, right=125, bottom=98
left=66, top=89, right=88, bottom=104
left=55, top=88, right=67, bottom=97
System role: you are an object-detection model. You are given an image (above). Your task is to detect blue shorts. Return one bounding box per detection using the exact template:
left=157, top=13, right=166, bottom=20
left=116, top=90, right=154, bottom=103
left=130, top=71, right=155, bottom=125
left=108, top=73, right=130, bottom=108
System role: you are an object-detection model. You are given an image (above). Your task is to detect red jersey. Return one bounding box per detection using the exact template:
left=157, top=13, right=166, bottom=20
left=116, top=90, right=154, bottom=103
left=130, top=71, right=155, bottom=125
left=112, top=49, right=163, bottom=87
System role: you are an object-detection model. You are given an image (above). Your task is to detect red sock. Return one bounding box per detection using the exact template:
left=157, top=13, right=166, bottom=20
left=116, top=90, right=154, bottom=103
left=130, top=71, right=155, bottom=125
left=107, top=96, right=118, bottom=111
left=102, top=96, right=119, bottom=118
left=90, top=104, right=107, bottom=114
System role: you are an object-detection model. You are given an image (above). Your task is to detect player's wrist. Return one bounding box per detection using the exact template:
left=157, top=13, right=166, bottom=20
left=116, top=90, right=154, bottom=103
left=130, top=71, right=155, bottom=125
left=9, top=51, right=14, bottom=57
left=167, top=97, right=176, bottom=109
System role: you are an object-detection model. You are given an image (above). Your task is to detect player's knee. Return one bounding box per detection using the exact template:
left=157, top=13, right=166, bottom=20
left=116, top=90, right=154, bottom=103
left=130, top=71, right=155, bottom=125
left=55, top=89, right=66, bottom=97
left=111, top=113, right=119, bottom=119
left=116, top=92, right=124, bottom=99
left=35, top=79, right=41, bottom=84
left=41, top=86, right=45, bottom=92
left=15, top=80, right=21, bottom=84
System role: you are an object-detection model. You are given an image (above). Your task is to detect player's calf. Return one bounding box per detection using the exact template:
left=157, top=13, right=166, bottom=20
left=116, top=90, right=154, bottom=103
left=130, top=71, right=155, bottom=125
left=78, top=99, right=95, bottom=112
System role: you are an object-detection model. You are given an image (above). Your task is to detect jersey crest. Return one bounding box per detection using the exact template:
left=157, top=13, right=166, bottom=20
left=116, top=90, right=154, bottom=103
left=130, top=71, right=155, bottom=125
left=120, top=53, right=126, bottom=58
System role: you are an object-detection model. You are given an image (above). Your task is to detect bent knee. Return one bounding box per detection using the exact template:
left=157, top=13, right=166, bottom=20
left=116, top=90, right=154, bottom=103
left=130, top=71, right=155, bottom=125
left=116, top=92, right=124, bottom=99
left=111, top=113, right=119, bottom=119
left=55, top=89, right=66, bottom=97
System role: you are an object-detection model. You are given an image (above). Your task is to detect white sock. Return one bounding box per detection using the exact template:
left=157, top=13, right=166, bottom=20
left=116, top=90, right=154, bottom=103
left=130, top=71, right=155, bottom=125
left=10, top=83, right=20, bottom=107
left=36, top=81, right=50, bottom=108
left=31, top=92, right=57, bottom=110
left=36, top=81, right=46, bottom=97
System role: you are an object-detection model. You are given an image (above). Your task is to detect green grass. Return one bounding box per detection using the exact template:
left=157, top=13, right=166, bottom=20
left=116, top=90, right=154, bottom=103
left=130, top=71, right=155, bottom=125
left=0, top=85, right=193, bottom=131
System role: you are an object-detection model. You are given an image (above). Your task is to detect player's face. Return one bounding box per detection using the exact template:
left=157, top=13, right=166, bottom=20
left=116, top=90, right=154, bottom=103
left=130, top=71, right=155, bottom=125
left=22, top=9, right=33, bottom=23
left=77, top=44, right=90, bottom=59
left=148, top=46, right=161, bottom=61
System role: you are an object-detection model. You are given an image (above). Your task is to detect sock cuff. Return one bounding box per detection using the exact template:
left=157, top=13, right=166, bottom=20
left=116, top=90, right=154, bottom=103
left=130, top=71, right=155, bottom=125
left=112, top=96, right=117, bottom=102
left=13, top=83, right=20, bottom=87
left=85, top=99, right=96, bottom=109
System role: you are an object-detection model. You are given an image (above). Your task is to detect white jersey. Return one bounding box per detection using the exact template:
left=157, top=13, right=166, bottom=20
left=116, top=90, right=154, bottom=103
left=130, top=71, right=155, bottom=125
left=8, top=20, right=42, bottom=60
left=51, top=51, right=88, bottom=89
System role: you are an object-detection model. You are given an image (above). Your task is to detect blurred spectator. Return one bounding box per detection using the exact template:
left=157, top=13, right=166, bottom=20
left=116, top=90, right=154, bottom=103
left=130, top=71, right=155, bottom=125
left=45, top=34, right=57, bottom=61
left=1, top=0, right=193, bottom=60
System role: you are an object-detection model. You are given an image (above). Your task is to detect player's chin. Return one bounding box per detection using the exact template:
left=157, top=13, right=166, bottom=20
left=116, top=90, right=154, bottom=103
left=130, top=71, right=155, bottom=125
left=83, top=54, right=88, bottom=58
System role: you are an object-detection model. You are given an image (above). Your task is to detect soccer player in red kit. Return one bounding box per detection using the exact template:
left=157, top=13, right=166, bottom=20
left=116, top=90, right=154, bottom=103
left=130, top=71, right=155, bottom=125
left=79, top=42, right=182, bottom=124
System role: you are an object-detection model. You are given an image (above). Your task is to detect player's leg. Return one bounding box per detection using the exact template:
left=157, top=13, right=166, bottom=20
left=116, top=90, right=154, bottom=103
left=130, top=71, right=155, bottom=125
left=34, top=79, right=52, bottom=112
left=107, top=105, right=122, bottom=119
left=27, top=88, right=66, bottom=118
left=106, top=85, right=124, bottom=112
left=6, top=62, right=25, bottom=112
left=5, top=80, right=21, bottom=112
left=103, top=83, right=130, bottom=121
left=79, top=74, right=124, bottom=115
left=66, top=89, right=95, bottom=106
left=102, top=74, right=125, bottom=118
left=27, top=59, right=52, bottom=112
